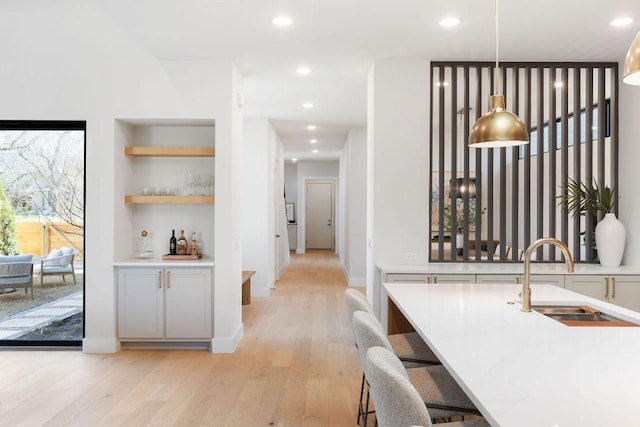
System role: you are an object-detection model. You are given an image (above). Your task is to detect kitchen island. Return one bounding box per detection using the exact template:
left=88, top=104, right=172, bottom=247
left=384, top=282, right=640, bottom=426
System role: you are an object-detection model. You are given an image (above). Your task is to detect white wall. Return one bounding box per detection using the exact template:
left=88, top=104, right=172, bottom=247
left=367, top=60, right=430, bottom=314
left=340, top=128, right=367, bottom=286
left=619, top=70, right=640, bottom=266
left=284, top=163, right=298, bottom=208
left=295, top=162, right=340, bottom=253
left=0, top=2, right=243, bottom=352
left=242, top=119, right=289, bottom=294
left=242, top=119, right=274, bottom=296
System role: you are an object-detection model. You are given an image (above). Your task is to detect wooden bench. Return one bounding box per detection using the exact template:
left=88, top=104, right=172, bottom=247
left=241, top=270, right=255, bottom=305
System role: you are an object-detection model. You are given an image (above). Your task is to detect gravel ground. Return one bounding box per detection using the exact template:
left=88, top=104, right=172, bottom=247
left=16, top=312, right=83, bottom=341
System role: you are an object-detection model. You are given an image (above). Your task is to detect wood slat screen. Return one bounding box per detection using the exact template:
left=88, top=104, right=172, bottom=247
left=430, top=62, right=618, bottom=263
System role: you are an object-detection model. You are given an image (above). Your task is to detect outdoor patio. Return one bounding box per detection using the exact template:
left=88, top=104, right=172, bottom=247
left=0, top=267, right=84, bottom=340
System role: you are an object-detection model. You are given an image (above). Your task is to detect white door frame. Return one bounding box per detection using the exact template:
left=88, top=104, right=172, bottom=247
left=302, top=178, right=336, bottom=251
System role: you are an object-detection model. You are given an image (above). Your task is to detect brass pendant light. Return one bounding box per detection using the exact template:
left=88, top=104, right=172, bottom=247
left=469, top=0, right=529, bottom=148
left=623, top=31, right=640, bottom=85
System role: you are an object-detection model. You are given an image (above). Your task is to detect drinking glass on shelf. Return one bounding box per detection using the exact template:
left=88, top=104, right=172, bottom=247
left=185, top=173, right=195, bottom=195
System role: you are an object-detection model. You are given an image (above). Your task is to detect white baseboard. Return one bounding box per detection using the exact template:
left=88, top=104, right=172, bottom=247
left=296, top=248, right=305, bottom=254
left=278, top=257, right=290, bottom=278
left=211, top=323, right=244, bottom=353
left=339, top=258, right=366, bottom=288
left=82, top=337, right=119, bottom=353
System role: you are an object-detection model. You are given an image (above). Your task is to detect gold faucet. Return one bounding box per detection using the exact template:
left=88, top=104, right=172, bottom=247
left=522, top=238, right=574, bottom=312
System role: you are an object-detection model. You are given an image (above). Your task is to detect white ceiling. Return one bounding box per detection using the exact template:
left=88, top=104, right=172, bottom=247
left=93, top=0, right=639, bottom=161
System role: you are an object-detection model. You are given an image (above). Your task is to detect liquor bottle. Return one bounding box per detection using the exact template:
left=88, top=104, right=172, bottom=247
left=177, top=229, right=188, bottom=255
left=190, top=231, right=199, bottom=256
left=169, top=230, right=177, bottom=255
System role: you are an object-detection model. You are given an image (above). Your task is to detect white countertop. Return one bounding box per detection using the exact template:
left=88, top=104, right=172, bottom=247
left=113, top=257, right=215, bottom=267
left=384, top=282, right=640, bottom=427
left=379, top=262, right=640, bottom=275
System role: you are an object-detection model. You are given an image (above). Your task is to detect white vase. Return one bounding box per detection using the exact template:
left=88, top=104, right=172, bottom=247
left=595, top=213, right=626, bottom=267
left=455, top=233, right=464, bottom=256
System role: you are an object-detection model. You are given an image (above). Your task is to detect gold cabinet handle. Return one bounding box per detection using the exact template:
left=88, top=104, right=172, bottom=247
left=167, top=270, right=171, bottom=289
left=515, top=276, right=520, bottom=284
left=433, top=276, right=438, bottom=284
left=426, top=276, right=431, bottom=284
left=605, top=277, right=609, bottom=299
left=612, top=277, right=616, bottom=299
left=158, top=270, right=162, bottom=289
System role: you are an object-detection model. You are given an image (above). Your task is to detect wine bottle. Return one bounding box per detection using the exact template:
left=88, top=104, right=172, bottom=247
left=177, top=229, right=188, bottom=255
left=190, top=231, right=199, bottom=256
left=169, top=229, right=177, bottom=255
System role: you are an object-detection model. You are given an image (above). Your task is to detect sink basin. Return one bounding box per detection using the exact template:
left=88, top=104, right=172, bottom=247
left=531, top=305, right=639, bottom=327
left=532, top=306, right=586, bottom=315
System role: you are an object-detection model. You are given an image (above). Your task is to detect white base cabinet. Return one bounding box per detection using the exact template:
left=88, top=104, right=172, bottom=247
left=565, top=275, right=640, bottom=313
left=118, top=267, right=213, bottom=341
left=386, top=273, right=475, bottom=284
left=476, top=274, right=565, bottom=288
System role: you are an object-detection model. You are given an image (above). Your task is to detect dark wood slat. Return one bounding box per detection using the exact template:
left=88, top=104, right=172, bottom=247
left=572, top=67, right=582, bottom=259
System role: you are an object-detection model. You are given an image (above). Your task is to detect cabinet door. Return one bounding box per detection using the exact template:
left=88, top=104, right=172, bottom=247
left=432, top=274, right=476, bottom=284
left=610, top=276, right=640, bottom=313
left=564, top=275, right=607, bottom=302
left=475, top=274, right=521, bottom=284
left=118, top=268, right=164, bottom=339
left=386, top=273, right=430, bottom=283
left=528, top=274, right=565, bottom=288
left=165, top=268, right=212, bottom=339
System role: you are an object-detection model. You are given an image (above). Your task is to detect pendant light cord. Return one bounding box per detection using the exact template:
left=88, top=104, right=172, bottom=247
left=495, top=0, right=500, bottom=93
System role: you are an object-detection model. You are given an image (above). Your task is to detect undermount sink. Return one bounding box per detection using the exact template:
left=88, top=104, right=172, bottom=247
left=531, top=305, right=639, bottom=327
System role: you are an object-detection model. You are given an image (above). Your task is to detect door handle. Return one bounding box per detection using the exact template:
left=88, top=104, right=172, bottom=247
left=167, top=270, right=171, bottom=289
left=612, top=277, right=616, bottom=299
left=276, top=234, right=281, bottom=238
left=604, top=277, right=609, bottom=299
left=158, top=271, right=162, bottom=289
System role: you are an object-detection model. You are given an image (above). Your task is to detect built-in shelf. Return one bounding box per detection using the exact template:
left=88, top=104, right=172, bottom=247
left=124, top=195, right=215, bottom=204
left=125, top=146, right=215, bottom=157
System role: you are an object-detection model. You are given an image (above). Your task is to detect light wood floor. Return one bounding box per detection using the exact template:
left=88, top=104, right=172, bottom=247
left=0, top=250, right=362, bottom=427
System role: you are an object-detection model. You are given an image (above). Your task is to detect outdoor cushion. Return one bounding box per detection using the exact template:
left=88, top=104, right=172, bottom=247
left=60, top=247, right=74, bottom=256
left=40, top=266, right=72, bottom=273
left=46, top=249, right=62, bottom=259
left=0, top=254, right=33, bottom=264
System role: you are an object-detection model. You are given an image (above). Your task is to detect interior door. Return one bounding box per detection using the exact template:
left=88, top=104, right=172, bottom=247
left=306, top=180, right=334, bottom=249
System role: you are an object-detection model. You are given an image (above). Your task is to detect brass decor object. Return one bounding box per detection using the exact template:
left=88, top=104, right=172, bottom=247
left=469, top=0, right=529, bottom=148
left=623, top=31, right=640, bottom=85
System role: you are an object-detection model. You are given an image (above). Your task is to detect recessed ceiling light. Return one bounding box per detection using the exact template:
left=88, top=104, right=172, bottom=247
left=554, top=81, right=564, bottom=89
left=435, top=81, right=450, bottom=87
left=296, top=66, right=312, bottom=75
left=310, top=139, right=318, bottom=144
left=307, top=125, right=317, bottom=130
left=312, top=149, right=319, bottom=154
left=302, top=102, right=314, bottom=109
left=439, top=17, right=461, bottom=27
left=273, top=16, right=293, bottom=27
left=291, top=158, right=298, bottom=162
left=610, top=17, right=634, bottom=27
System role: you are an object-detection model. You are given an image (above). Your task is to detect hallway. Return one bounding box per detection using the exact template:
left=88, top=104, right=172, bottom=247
left=0, top=250, right=362, bottom=426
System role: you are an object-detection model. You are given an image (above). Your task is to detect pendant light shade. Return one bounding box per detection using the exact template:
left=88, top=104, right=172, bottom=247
left=623, top=31, right=640, bottom=85
left=469, top=95, right=529, bottom=148
left=468, top=0, right=529, bottom=149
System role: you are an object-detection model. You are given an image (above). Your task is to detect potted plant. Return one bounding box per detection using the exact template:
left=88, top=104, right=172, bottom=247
left=557, top=178, right=624, bottom=266
left=443, top=201, right=485, bottom=255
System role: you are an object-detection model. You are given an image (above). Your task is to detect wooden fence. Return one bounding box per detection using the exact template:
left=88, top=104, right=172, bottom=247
left=15, top=221, right=84, bottom=260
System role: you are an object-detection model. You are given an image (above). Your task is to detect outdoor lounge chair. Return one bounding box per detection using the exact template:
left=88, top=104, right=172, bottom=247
left=0, top=254, right=34, bottom=298
left=33, top=247, right=76, bottom=286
